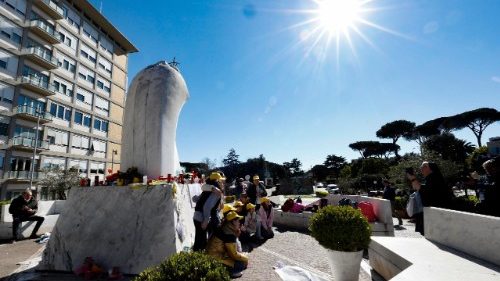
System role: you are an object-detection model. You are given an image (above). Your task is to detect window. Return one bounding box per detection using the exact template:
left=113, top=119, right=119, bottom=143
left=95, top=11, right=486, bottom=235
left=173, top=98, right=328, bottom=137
left=0, top=59, right=6, bottom=69
left=71, top=134, right=89, bottom=149
left=53, top=77, right=73, bottom=97
left=95, top=96, right=109, bottom=116
left=93, top=117, right=108, bottom=132
left=4, top=0, right=26, bottom=16
left=69, top=159, right=87, bottom=174
left=0, top=122, right=8, bottom=136
left=17, top=95, right=45, bottom=111
left=74, top=111, right=91, bottom=127
left=75, top=88, right=93, bottom=105
left=62, top=4, right=80, bottom=30
left=97, top=56, right=112, bottom=74
left=99, top=37, right=113, bottom=55
left=78, top=65, right=95, bottom=84
left=50, top=102, right=71, bottom=121
left=14, top=126, right=40, bottom=139
left=22, top=65, right=49, bottom=86
left=0, top=154, right=4, bottom=169
left=90, top=162, right=104, bottom=174
left=0, top=82, right=14, bottom=104
left=91, top=139, right=106, bottom=153
left=43, top=157, right=66, bottom=169
left=80, top=43, right=96, bottom=63
left=96, top=77, right=111, bottom=93
left=82, top=21, right=98, bottom=43
left=47, top=129, right=68, bottom=146
left=58, top=27, right=77, bottom=50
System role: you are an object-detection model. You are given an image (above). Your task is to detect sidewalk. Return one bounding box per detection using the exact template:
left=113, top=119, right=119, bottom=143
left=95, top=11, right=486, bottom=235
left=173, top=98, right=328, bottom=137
left=0, top=218, right=419, bottom=281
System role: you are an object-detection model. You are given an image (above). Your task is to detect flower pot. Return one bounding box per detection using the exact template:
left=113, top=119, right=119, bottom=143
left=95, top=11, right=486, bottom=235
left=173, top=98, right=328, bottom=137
left=326, top=249, right=363, bottom=281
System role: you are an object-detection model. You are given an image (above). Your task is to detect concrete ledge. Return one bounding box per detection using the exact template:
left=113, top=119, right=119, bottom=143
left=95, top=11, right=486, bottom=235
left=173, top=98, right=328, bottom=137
left=273, top=195, right=394, bottom=236
left=369, top=237, right=500, bottom=281
left=0, top=200, right=66, bottom=239
left=424, top=207, right=500, bottom=267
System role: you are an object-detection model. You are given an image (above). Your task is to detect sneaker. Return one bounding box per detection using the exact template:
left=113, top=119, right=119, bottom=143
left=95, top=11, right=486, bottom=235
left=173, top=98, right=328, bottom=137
left=231, top=272, right=243, bottom=278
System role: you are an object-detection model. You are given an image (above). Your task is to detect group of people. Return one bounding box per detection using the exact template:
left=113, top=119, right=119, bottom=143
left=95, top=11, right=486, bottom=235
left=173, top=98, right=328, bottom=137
left=192, top=173, right=275, bottom=278
left=405, top=158, right=499, bottom=235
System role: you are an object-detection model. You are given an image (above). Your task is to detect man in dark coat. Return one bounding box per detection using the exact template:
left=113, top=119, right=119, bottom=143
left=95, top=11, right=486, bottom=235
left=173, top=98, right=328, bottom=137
left=9, top=189, right=44, bottom=241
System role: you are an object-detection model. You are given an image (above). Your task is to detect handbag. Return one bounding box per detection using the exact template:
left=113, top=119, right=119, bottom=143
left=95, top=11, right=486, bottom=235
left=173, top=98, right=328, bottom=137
left=406, top=191, right=423, bottom=217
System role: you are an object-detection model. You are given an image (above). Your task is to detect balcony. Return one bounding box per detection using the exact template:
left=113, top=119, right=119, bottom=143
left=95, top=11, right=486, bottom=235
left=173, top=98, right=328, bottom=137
left=28, top=19, right=60, bottom=44
left=14, top=105, right=52, bottom=123
left=17, top=75, right=56, bottom=96
left=22, top=46, right=58, bottom=69
left=9, top=136, right=49, bottom=151
left=3, top=170, right=43, bottom=182
left=33, top=0, right=64, bottom=20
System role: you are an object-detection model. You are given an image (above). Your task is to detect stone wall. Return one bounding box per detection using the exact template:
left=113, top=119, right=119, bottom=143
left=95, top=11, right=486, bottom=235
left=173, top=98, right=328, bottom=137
left=424, top=207, right=500, bottom=267
left=40, top=184, right=196, bottom=274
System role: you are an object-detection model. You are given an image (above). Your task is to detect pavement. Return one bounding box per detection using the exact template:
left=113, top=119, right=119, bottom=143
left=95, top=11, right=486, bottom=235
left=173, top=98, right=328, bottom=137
left=0, top=218, right=421, bottom=281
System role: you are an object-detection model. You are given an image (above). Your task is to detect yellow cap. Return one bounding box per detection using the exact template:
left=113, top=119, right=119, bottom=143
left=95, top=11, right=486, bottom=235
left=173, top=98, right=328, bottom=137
left=225, top=211, right=243, bottom=222
left=246, top=203, right=256, bottom=210
left=222, top=204, right=236, bottom=214
left=233, top=201, right=244, bottom=207
left=253, top=175, right=260, bottom=180
left=260, top=197, right=270, bottom=204
left=209, top=172, right=226, bottom=181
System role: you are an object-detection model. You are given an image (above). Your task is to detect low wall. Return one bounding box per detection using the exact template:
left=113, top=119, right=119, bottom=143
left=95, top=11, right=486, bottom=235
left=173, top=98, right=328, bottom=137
left=273, top=194, right=394, bottom=236
left=0, top=200, right=66, bottom=239
left=40, top=184, right=197, bottom=274
left=424, top=207, right=500, bottom=267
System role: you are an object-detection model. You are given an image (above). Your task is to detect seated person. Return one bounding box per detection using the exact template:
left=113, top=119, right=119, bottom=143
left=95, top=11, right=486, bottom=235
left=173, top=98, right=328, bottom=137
left=9, top=189, right=44, bottom=241
left=281, top=198, right=304, bottom=213
left=258, top=197, right=274, bottom=239
left=206, top=211, right=249, bottom=278
left=241, top=203, right=263, bottom=240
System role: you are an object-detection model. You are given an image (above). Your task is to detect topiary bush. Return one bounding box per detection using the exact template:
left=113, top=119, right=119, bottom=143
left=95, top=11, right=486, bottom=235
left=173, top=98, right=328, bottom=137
left=133, top=251, right=230, bottom=281
left=315, top=190, right=329, bottom=198
left=309, top=206, right=371, bottom=252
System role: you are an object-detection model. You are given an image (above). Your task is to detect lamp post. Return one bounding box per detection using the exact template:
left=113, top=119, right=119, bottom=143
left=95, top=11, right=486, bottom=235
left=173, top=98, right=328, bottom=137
left=29, top=107, right=41, bottom=190
left=111, top=149, right=117, bottom=173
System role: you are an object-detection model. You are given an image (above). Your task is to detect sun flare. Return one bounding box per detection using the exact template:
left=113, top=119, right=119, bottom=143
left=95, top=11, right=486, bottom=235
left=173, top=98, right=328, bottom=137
left=316, top=0, right=362, bottom=34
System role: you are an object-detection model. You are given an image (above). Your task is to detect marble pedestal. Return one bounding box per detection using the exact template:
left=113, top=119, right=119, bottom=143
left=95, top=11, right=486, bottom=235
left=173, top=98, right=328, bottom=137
left=40, top=184, right=196, bottom=274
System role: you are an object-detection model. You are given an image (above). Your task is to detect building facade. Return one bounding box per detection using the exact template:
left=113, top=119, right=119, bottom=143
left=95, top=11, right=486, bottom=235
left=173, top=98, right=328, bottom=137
left=0, top=0, right=137, bottom=199
left=487, top=137, right=500, bottom=156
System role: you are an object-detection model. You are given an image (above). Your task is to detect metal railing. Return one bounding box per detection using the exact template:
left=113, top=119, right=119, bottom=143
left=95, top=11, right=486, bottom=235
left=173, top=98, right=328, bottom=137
left=15, top=105, right=52, bottom=120
left=26, top=46, right=58, bottom=65
left=30, top=19, right=59, bottom=38
left=3, top=170, right=43, bottom=180
left=41, top=0, right=64, bottom=16
left=19, top=75, right=56, bottom=93
left=11, top=136, right=49, bottom=150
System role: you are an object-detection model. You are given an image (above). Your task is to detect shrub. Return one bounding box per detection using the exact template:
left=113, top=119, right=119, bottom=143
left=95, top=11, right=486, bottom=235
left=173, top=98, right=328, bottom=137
left=134, top=252, right=230, bottom=281
left=315, top=191, right=328, bottom=198
left=394, top=196, right=408, bottom=211
left=309, top=206, right=371, bottom=252
left=451, top=195, right=479, bottom=213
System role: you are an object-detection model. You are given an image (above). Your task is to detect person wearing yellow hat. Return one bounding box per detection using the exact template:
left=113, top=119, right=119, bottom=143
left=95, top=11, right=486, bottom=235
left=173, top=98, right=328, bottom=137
left=206, top=211, right=248, bottom=278
left=222, top=204, right=237, bottom=216
left=258, top=197, right=274, bottom=239
left=192, top=175, right=225, bottom=251
left=247, top=174, right=268, bottom=208
left=240, top=203, right=263, bottom=241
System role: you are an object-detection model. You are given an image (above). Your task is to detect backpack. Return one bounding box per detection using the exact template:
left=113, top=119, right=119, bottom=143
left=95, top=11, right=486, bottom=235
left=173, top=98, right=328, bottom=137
left=339, top=198, right=357, bottom=208
left=358, top=201, right=377, bottom=222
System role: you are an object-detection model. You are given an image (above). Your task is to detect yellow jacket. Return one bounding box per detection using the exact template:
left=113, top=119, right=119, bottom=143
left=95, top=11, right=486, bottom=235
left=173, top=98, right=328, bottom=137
left=206, top=223, right=248, bottom=267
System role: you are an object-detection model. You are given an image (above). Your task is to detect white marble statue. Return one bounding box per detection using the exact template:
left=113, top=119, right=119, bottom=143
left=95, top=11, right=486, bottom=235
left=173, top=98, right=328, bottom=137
left=121, top=61, right=189, bottom=178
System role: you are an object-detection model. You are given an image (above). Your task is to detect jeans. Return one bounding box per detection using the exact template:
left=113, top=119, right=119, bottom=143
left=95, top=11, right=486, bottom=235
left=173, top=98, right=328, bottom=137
left=12, top=215, right=44, bottom=240
left=230, top=261, right=247, bottom=275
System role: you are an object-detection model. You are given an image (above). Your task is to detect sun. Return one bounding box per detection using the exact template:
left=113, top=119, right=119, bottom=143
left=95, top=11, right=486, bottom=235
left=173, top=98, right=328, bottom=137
left=315, top=0, right=362, bottom=34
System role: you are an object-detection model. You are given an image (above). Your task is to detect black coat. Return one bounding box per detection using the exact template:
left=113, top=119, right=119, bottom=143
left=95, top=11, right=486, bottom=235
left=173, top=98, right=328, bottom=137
left=9, top=195, right=38, bottom=217
left=420, top=173, right=453, bottom=208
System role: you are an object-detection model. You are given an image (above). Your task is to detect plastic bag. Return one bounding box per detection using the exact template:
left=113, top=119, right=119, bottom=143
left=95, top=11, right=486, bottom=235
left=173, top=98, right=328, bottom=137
left=406, top=192, right=423, bottom=217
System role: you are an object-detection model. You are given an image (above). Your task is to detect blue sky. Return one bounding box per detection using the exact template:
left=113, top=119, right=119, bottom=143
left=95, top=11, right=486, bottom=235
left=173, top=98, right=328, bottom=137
left=94, top=0, right=499, bottom=169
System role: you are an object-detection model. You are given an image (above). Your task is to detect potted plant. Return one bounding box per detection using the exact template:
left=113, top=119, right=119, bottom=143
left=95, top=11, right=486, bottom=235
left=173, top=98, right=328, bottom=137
left=309, top=205, right=371, bottom=281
